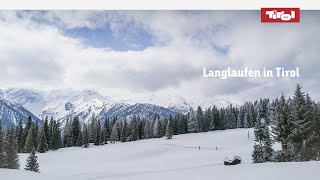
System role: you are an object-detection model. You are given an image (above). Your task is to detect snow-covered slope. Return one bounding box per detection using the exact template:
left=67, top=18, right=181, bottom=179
left=0, top=98, right=40, bottom=129
left=18, top=128, right=320, bottom=180
left=0, top=169, right=70, bottom=180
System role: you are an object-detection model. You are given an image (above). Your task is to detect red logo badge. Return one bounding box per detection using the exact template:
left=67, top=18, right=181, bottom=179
left=261, top=8, right=300, bottom=23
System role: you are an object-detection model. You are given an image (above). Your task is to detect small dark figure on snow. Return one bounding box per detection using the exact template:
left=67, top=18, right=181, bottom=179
left=216, top=147, right=218, bottom=150
left=199, top=146, right=200, bottom=150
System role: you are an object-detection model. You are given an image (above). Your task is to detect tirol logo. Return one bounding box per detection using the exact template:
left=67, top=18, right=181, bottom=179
left=261, top=8, right=300, bottom=23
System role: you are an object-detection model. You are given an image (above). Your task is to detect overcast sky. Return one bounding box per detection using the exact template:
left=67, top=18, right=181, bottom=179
left=0, top=11, right=319, bottom=103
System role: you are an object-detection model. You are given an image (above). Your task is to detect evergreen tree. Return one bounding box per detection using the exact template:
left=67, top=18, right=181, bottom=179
left=196, top=106, right=204, bottom=132
left=71, top=116, right=81, bottom=146
left=110, top=122, right=120, bottom=142
left=100, top=129, right=105, bottom=145
left=51, top=122, right=62, bottom=150
left=128, top=116, right=139, bottom=141
left=252, top=112, right=264, bottom=163
left=153, top=116, right=161, bottom=138
left=38, top=129, right=48, bottom=153
left=299, top=94, right=317, bottom=160
left=24, top=148, right=39, bottom=172
left=16, top=119, right=23, bottom=153
left=137, top=118, right=145, bottom=140
left=4, top=127, right=19, bottom=169
left=187, top=108, right=197, bottom=133
left=104, top=117, right=111, bottom=144
left=263, top=124, right=274, bottom=162
left=34, top=120, right=39, bottom=149
left=89, top=115, right=97, bottom=143
left=165, top=119, right=173, bottom=139
left=24, top=124, right=36, bottom=153
left=43, top=117, right=50, bottom=148
left=22, top=116, right=33, bottom=152
left=121, top=119, right=128, bottom=142
left=252, top=108, right=273, bottom=163
left=0, top=122, right=5, bottom=168
left=94, top=121, right=101, bottom=145
left=76, top=132, right=83, bottom=147
left=272, top=93, right=290, bottom=150
left=48, top=117, right=54, bottom=149
left=83, top=126, right=89, bottom=148
left=288, top=84, right=312, bottom=161
left=144, top=120, right=152, bottom=139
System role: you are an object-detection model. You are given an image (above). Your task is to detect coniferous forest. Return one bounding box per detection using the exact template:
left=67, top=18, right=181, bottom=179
left=0, top=84, right=320, bottom=171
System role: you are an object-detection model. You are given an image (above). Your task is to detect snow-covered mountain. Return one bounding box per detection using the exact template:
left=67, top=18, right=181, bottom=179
left=0, top=88, right=234, bottom=127
left=0, top=98, right=40, bottom=129
left=0, top=89, right=181, bottom=126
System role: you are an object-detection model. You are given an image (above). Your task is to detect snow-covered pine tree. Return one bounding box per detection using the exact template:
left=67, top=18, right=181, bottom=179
left=161, top=118, right=168, bottom=137
left=0, top=122, right=5, bottom=168
left=153, top=116, right=161, bottom=138
left=121, top=119, right=128, bottom=142
left=196, top=106, right=204, bottom=132
left=165, top=118, right=173, bottom=139
left=110, top=122, right=120, bottom=142
left=4, top=127, right=19, bottom=169
left=25, top=148, right=39, bottom=173
left=187, top=107, right=197, bottom=133
left=263, top=123, right=274, bottom=162
left=144, top=120, right=152, bottom=139
left=252, top=110, right=265, bottom=163
left=299, top=94, right=317, bottom=161
left=272, top=93, right=290, bottom=150
left=24, top=124, right=36, bottom=153
left=288, top=84, right=312, bottom=161
left=38, top=129, right=48, bottom=153
left=310, top=102, right=320, bottom=159
left=62, top=119, right=71, bottom=148
left=252, top=108, right=273, bottom=163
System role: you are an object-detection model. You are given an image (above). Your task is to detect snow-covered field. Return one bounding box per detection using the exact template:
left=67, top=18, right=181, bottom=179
left=1, top=128, right=320, bottom=180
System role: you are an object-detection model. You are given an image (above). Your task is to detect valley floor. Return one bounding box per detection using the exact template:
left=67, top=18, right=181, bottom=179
left=1, top=128, right=320, bottom=180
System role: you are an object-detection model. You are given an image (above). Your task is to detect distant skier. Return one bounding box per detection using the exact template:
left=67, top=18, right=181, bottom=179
left=216, top=147, right=218, bottom=150
left=199, top=146, right=200, bottom=150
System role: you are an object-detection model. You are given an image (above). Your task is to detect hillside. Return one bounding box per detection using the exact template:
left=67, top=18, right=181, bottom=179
left=15, top=128, right=320, bottom=180
left=0, top=98, right=40, bottom=129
